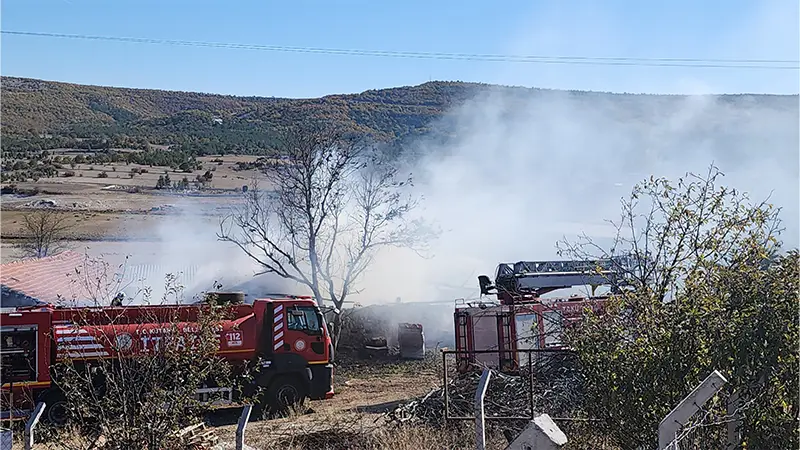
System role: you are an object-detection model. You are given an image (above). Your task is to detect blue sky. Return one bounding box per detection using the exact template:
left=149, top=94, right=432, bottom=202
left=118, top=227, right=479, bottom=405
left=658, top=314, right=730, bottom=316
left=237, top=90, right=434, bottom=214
left=2, top=0, right=798, bottom=97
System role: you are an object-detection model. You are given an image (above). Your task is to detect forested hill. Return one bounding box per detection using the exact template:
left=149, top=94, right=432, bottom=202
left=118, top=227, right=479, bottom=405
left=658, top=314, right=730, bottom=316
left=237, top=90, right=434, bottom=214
left=1, top=77, right=482, bottom=153
left=1, top=76, right=797, bottom=155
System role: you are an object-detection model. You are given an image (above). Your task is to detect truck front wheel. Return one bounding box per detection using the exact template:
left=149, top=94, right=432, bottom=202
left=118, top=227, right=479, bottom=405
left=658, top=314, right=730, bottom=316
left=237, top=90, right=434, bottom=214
left=266, top=376, right=307, bottom=417
left=42, top=390, right=69, bottom=427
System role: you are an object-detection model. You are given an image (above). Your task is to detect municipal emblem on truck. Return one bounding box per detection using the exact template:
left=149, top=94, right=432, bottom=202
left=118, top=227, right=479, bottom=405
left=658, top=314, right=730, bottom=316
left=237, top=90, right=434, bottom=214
left=115, top=333, right=133, bottom=351
left=294, top=339, right=306, bottom=351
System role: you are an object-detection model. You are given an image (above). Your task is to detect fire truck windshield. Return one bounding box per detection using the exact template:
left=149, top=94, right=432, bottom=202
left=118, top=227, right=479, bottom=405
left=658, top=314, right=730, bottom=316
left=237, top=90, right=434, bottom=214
left=287, top=306, right=322, bottom=335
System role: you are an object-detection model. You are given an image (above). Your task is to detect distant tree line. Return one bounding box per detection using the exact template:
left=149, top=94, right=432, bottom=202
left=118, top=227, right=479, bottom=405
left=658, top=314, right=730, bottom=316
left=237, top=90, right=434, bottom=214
left=155, top=169, right=213, bottom=191
left=1, top=135, right=150, bottom=155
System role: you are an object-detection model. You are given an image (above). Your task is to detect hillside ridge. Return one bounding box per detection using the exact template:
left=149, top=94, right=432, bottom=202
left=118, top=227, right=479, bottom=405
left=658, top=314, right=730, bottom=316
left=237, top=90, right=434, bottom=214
left=1, top=76, right=796, bottom=155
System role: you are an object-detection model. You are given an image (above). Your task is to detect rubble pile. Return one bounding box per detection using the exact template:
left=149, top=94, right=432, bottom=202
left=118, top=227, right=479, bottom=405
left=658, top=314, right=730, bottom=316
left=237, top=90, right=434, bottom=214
left=385, top=365, right=585, bottom=430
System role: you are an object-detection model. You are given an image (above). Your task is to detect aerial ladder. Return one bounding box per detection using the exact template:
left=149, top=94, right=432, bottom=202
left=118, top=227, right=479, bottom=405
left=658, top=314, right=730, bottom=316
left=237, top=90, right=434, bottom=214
left=477, top=255, right=637, bottom=305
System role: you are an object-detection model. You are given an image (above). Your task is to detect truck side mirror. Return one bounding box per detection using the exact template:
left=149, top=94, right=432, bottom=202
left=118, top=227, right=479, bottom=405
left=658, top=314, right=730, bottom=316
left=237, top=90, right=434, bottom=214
left=478, top=275, right=494, bottom=295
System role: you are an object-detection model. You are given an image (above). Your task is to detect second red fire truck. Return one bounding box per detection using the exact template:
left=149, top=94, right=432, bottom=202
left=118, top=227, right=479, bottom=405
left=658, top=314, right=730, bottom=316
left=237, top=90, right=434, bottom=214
left=454, top=257, right=634, bottom=373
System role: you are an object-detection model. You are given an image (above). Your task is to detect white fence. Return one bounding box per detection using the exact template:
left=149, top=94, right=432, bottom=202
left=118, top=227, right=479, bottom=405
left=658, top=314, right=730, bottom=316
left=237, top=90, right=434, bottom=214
left=660, top=370, right=738, bottom=450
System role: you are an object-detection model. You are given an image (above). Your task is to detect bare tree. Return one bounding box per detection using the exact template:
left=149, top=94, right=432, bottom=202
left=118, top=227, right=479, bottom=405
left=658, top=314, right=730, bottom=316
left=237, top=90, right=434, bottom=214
left=218, top=123, right=435, bottom=344
left=18, top=208, right=71, bottom=258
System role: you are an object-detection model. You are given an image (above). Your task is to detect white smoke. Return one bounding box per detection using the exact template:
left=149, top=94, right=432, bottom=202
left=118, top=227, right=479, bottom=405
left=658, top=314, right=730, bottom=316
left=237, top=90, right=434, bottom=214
left=113, top=2, right=797, bottom=311
left=116, top=195, right=302, bottom=304
left=349, top=0, right=799, bottom=308
left=109, top=90, right=798, bottom=313
left=354, top=87, right=799, bottom=308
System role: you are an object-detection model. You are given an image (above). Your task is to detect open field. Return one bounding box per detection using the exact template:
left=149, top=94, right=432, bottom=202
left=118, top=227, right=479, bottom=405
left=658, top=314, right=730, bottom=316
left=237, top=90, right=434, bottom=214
left=1, top=201, right=234, bottom=264
left=4, top=154, right=265, bottom=193
left=0, top=154, right=269, bottom=262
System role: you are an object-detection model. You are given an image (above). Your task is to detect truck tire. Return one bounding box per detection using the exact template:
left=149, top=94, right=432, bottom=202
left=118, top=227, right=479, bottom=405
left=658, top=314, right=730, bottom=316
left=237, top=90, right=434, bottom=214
left=41, top=389, right=69, bottom=426
left=266, top=376, right=307, bottom=417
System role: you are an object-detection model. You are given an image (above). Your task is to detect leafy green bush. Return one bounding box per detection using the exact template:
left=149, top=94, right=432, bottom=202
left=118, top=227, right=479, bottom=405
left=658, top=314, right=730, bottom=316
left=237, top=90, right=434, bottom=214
left=561, top=166, right=797, bottom=449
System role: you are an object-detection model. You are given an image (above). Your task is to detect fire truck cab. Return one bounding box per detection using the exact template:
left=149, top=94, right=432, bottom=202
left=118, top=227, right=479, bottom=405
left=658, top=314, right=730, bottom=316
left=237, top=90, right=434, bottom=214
left=454, top=257, right=633, bottom=374
left=1, top=294, right=334, bottom=424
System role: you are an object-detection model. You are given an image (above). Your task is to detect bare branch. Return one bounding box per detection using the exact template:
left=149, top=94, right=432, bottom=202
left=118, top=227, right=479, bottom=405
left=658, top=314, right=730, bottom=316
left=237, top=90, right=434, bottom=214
left=16, top=208, right=72, bottom=258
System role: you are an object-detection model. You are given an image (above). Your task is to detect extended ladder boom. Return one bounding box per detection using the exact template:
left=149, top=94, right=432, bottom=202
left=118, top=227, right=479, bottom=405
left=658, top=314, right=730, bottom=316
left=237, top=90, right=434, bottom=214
left=480, top=255, right=635, bottom=301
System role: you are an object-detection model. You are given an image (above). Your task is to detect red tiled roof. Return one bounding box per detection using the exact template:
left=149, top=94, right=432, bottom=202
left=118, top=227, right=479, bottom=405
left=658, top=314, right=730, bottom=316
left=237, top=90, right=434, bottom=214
left=0, top=251, right=106, bottom=304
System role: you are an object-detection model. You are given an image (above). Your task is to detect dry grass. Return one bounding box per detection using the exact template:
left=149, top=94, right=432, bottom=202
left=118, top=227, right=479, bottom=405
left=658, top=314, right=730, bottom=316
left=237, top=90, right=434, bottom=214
left=23, top=417, right=617, bottom=450
left=18, top=360, right=618, bottom=450
left=1, top=210, right=123, bottom=239
left=24, top=420, right=503, bottom=450
left=238, top=409, right=618, bottom=450
left=0, top=155, right=270, bottom=247
left=271, top=424, right=497, bottom=450
left=230, top=407, right=504, bottom=450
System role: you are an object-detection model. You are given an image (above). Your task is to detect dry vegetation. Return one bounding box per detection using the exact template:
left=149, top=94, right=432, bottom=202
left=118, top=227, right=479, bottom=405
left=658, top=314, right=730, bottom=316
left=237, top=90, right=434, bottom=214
left=21, top=356, right=467, bottom=450
left=16, top=348, right=618, bottom=449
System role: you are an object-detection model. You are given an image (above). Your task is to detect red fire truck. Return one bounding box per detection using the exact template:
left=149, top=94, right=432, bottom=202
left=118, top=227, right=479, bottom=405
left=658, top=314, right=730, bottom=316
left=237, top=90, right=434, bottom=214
left=0, top=293, right=334, bottom=425
left=454, top=257, right=633, bottom=373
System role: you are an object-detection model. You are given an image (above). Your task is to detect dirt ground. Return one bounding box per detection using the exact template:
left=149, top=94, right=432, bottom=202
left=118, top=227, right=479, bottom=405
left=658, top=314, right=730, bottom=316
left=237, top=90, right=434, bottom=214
left=19, top=359, right=446, bottom=450
left=212, top=360, right=443, bottom=449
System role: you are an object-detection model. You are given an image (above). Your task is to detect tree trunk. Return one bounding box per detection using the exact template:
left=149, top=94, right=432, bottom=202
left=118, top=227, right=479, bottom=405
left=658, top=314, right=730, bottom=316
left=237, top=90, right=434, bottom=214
left=332, top=312, right=343, bottom=351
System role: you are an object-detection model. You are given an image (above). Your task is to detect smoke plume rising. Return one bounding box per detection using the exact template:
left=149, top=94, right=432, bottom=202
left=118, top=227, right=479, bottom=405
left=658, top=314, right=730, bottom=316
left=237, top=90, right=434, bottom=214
left=352, top=0, right=799, bottom=310
left=356, top=88, right=799, bottom=307
left=114, top=2, right=798, bottom=315
left=115, top=198, right=300, bottom=304
left=118, top=92, right=798, bottom=313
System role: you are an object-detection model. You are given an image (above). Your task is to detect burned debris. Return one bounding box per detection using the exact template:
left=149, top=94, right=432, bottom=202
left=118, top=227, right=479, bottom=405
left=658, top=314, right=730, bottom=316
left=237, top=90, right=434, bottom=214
left=385, top=356, right=586, bottom=435
left=337, top=307, right=428, bottom=362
